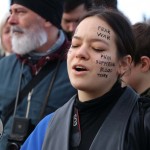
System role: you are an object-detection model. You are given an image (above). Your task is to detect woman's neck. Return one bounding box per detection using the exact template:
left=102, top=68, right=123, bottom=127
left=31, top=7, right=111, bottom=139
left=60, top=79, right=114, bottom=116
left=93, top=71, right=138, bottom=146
left=78, top=80, right=119, bottom=102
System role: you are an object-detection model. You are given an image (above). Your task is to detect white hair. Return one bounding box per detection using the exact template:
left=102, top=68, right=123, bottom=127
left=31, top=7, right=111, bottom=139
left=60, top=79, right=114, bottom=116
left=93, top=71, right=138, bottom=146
left=11, top=23, right=48, bottom=55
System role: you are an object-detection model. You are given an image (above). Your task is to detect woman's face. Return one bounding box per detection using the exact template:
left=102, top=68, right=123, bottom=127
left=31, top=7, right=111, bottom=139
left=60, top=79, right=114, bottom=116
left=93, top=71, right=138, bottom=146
left=1, top=21, right=12, bottom=53
left=67, top=16, right=122, bottom=100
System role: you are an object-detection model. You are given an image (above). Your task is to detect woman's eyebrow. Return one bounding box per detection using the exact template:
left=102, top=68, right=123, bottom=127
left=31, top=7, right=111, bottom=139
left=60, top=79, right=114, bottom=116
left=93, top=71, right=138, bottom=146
left=90, top=38, right=109, bottom=46
left=72, top=35, right=81, bottom=40
left=73, top=36, right=109, bottom=44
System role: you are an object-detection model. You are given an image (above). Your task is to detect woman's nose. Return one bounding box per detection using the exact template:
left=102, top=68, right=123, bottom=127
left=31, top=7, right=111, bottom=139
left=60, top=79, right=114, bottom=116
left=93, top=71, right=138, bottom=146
left=75, top=45, right=89, bottom=60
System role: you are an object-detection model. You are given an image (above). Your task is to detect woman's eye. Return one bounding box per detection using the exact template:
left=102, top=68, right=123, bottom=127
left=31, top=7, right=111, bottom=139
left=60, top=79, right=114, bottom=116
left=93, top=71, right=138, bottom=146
left=93, top=48, right=105, bottom=52
left=70, top=45, right=79, bottom=48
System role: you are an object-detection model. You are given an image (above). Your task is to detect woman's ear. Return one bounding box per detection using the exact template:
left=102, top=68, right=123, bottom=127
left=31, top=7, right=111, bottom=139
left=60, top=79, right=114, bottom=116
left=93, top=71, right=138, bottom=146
left=118, top=55, right=132, bottom=76
left=140, top=56, right=150, bottom=72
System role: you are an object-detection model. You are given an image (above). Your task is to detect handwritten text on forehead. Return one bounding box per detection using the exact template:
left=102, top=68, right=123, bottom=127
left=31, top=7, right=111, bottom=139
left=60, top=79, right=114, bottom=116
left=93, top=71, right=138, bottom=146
left=97, top=26, right=111, bottom=40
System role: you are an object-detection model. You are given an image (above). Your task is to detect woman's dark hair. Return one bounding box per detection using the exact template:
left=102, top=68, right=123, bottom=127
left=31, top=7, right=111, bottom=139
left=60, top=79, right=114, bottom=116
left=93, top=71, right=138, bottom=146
left=78, top=8, right=135, bottom=59
left=132, top=22, right=150, bottom=65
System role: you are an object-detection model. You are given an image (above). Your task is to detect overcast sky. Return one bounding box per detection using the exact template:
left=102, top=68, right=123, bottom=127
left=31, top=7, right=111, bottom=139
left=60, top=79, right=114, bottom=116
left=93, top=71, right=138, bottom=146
left=0, top=0, right=150, bottom=24
left=118, top=0, right=150, bottom=24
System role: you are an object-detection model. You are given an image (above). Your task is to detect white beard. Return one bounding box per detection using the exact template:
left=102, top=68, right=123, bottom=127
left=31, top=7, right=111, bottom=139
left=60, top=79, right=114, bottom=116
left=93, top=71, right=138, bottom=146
left=11, top=24, right=48, bottom=55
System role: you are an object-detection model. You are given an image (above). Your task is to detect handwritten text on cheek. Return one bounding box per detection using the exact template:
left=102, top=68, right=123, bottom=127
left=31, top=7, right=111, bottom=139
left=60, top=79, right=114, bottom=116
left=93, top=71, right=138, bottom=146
left=96, top=54, right=115, bottom=78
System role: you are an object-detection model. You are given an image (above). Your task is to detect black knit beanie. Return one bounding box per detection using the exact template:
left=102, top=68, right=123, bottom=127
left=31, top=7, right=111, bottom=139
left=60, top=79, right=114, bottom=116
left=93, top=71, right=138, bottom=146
left=11, top=0, right=63, bottom=29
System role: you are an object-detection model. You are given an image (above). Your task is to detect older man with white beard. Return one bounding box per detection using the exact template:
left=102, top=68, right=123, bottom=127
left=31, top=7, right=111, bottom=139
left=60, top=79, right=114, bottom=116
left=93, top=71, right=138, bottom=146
left=0, top=0, right=76, bottom=149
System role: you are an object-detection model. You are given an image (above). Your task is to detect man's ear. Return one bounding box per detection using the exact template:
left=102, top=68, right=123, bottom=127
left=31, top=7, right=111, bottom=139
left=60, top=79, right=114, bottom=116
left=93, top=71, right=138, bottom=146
left=118, top=55, right=132, bottom=76
left=44, top=21, right=52, bottom=27
left=140, top=56, right=150, bottom=72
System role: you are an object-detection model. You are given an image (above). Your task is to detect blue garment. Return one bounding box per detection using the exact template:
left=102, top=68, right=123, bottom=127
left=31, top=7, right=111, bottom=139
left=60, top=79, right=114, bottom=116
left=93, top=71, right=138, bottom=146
left=0, top=52, right=76, bottom=149
left=21, top=114, right=53, bottom=150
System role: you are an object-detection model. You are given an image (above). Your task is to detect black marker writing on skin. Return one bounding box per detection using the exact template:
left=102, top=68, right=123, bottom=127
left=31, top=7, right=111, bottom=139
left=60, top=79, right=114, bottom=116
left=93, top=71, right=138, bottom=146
left=96, top=54, right=115, bottom=78
left=98, top=26, right=110, bottom=34
left=100, top=67, right=112, bottom=73
left=96, top=60, right=115, bottom=67
left=101, top=54, right=111, bottom=61
left=97, top=73, right=108, bottom=78
left=97, top=26, right=111, bottom=40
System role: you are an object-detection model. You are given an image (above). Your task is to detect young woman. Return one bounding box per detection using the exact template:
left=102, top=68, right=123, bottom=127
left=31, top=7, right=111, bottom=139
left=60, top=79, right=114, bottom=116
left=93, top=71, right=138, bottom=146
left=20, top=8, right=150, bottom=150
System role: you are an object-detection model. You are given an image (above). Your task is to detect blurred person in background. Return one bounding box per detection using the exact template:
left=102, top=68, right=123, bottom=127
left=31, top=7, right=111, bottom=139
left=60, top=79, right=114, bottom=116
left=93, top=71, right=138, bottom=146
left=92, top=0, right=118, bottom=9
left=61, top=0, right=93, bottom=41
left=122, top=22, right=150, bottom=98
left=61, top=0, right=118, bottom=42
left=0, top=12, right=13, bottom=57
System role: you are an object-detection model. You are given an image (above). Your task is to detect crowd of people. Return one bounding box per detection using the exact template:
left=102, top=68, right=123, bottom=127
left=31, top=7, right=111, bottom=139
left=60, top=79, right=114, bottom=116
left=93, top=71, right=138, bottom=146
left=0, top=0, right=149, bottom=150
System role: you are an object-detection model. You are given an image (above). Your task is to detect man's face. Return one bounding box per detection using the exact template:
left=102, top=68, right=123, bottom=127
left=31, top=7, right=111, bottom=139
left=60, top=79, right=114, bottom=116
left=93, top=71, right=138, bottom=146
left=61, top=4, right=88, bottom=41
left=8, top=4, right=48, bottom=54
